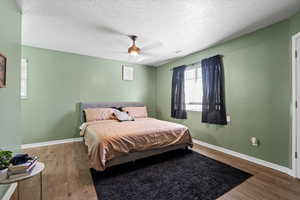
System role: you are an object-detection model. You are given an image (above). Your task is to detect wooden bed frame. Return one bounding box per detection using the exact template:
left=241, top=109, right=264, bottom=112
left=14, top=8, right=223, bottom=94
left=79, top=102, right=191, bottom=169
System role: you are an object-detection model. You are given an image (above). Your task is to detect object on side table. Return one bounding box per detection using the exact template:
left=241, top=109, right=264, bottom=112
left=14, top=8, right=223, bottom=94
left=0, top=168, right=8, bottom=181
left=10, top=154, right=34, bottom=165
left=8, top=158, right=37, bottom=179
left=8, top=155, right=38, bottom=179
left=0, top=150, right=12, bottom=181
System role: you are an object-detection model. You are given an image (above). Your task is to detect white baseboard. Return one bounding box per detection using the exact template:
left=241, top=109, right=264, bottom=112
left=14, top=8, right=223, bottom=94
left=20, top=137, right=292, bottom=176
left=192, top=139, right=293, bottom=176
left=21, top=137, right=83, bottom=149
left=1, top=183, right=17, bottom=200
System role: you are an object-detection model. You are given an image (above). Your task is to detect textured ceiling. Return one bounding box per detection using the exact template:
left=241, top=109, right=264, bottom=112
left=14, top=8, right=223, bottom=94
left=17, top=0, right=300, bottom=66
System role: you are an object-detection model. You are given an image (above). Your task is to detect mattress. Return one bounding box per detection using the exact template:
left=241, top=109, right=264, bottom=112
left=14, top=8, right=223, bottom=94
left=80, top=117, right=192, bottom=171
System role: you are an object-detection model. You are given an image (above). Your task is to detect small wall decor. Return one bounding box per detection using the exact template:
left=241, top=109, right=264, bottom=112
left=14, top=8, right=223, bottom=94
left=122, top=65, right=134, bottom=81
left=0, top=53, right=7, bottom=88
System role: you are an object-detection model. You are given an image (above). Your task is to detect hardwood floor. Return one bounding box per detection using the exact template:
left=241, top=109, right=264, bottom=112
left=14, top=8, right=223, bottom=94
left=10, top=142, right=300, bottom=200
left=12, top=142, right=97, bottom=200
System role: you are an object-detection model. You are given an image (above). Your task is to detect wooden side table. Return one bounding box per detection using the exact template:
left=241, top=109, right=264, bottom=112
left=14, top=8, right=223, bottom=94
left=0, top=162, right=45, bottom=200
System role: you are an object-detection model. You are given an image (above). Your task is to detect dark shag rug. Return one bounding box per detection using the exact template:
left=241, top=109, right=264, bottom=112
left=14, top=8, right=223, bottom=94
left=90, top=149, right=252, bottom=200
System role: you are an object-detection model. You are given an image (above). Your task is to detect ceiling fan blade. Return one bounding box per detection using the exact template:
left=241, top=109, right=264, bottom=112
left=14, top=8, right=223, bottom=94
left=140, top=52, right=160, bottom=57
left=140, top=42, right=163, bottom=51
left=96, top=25, right=129, bottom=37
left=106, top=50, right=128, bottom=54
left=136, top=56, right=147, bottom=62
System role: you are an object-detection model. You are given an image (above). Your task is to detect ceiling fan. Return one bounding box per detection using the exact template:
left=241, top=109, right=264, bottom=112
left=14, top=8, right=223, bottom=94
left=125, top=35, right=164, bottom=62
left=126, top=35, right=160, bottom=62
left=96, top=25, right=163, bottom=62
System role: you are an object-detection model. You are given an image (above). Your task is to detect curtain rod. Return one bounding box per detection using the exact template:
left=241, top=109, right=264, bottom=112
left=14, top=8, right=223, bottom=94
left=169, top=54, right=224, bottom=71
left=169, top=61, right=200, bottom=71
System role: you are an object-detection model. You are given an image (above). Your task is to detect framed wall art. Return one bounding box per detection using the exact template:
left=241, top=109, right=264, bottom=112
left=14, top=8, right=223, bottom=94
left=0, top=53, right=7, bottom=88
left=122, top=65, right=134, bottom=81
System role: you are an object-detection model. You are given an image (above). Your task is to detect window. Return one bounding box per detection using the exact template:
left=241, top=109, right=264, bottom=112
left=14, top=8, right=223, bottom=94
left=21, top=59, right=28, bottom=99
left=185, top=64, right=202, bottom=111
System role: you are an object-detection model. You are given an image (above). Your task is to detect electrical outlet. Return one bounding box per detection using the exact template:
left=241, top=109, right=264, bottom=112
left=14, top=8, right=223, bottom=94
left=250, top=137, right=259, bottom=147
left=226, top=115, right=231, bottom=122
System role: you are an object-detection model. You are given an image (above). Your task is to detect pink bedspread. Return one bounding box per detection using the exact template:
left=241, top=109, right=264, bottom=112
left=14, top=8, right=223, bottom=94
left=80, top=118, right=192, bottom=171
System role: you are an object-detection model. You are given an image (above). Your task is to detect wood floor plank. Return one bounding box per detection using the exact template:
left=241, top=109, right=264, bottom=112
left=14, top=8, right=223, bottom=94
left=9, top=141, right=300, bottom=200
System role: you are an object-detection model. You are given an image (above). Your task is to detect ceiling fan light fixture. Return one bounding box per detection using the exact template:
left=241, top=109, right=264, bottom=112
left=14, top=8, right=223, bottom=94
left=128, top=35, right=140, bottom=56
left=128, top=45, right=140, bottom=56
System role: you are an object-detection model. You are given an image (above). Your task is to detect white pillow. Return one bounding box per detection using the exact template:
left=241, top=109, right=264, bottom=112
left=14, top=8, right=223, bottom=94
left=114, top=110, right=134, bottom=122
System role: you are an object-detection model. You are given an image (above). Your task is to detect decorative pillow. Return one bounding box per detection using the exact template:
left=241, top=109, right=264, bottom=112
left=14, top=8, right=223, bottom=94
left=84, top=108, right=116, bottom=122
left=111, top=107, right=122, bottom=111
left=113, top=110, right=134, bottom=122
left=122, top=106, right=148, bottom=118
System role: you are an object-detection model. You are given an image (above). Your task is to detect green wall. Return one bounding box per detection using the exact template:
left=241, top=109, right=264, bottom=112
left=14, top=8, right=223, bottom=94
left=21, top=10, right=300, bottom=169
left=0, top=0, right=21, bottom=198
left=21, top=46, right=157, bottom=144
left=156, top=14, right=300, bottom=168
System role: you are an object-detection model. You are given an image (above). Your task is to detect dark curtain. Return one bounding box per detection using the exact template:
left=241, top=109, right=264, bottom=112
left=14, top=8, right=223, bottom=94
left=171, top=65, right=187, bottom=119
left=201, top=55, right=227, bottom=125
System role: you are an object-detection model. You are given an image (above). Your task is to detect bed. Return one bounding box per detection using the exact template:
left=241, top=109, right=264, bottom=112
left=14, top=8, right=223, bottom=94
left=79, top=102, right=193, bottom=171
